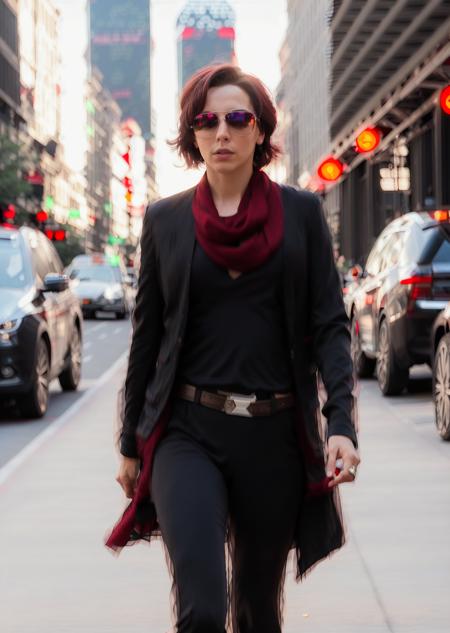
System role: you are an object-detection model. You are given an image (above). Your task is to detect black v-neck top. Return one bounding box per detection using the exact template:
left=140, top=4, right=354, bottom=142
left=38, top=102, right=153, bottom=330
left=176, top=242, right=293, bottom=395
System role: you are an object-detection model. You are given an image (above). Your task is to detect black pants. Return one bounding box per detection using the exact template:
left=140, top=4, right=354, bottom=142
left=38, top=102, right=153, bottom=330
left=151, top=398, right=303, bottom=633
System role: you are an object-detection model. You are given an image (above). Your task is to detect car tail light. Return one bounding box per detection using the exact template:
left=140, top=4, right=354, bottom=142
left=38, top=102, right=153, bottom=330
left=400, top=275, right=433, bottom=299
left=428, top=210, right=450, bottom=223
left=401, top=274, right=433, bottom=311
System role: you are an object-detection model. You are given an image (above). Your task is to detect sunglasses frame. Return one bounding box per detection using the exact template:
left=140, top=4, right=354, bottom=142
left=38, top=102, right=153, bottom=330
left=190, top=109, right=259, bottom=133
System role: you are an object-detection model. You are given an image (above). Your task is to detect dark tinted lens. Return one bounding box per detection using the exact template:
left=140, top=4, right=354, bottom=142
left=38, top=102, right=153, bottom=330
left=192, top=112, right=219, bottom=130
left=225, top=110, right=255, bottom=128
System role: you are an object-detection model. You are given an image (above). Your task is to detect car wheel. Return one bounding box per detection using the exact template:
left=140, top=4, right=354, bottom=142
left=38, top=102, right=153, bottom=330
left=115, top=311, right=126, bottom=320
left=376, top=318, right=409, bottom=396
left=20, top=338, right=50, bottom=418
left=351, top=316, right=376, bottom=378
left=58, top=325, right=82, bottom=391
left=433, top=333, right=450, bottom=441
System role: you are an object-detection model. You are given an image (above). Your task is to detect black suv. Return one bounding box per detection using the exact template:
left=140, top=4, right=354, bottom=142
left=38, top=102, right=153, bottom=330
left=346, top=210, right=450, bottom=395
left=0, top=226, right=83, bottom=417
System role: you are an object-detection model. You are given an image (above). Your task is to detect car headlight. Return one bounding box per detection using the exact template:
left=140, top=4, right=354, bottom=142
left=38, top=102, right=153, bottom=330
left=103, top=286, right=123, bottom=301
left=0, top=318, right=22, bottom=344
left=0, top=318, right=21, bottom=333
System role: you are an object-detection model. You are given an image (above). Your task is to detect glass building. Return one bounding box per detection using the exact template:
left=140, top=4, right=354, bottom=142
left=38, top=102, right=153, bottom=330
left=177, top=0, right=236, bottom=91
left=89, top=0, right=153, bottom=143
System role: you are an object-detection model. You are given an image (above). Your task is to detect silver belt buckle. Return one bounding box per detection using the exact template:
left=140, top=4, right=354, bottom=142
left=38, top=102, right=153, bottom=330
left=222, top=392, right=257, bottom=417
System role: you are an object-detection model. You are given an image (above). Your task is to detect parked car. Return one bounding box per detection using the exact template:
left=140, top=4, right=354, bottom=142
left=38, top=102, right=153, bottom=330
left=431, top=302, right=450, bottom=440
left=346, top=209, right=450, bottom=395
left=0, top=225, right=83, bottom=418
left=66, top=253, right=134, bottom=319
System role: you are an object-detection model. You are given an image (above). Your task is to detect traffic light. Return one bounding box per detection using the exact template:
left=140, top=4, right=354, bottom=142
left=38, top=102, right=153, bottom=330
left=45, top=228, right=66, bottom=241
left=355, top=127, right=381, bottom=153
left=440, top=86, right=450, bottom=115
left=36, top=210, right=48, bottom=223
left=317, top=157, right=344, bottom=182
left=0, top=204, right=16, bottom=224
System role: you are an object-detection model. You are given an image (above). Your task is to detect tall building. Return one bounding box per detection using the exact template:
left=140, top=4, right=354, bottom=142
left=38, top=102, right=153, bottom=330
left=18, top=0, right=64, bottom=228
left=0, top=0, right=21, bottom=136
left=176, top=0, right=236, bottom=91
left=276, top=0, right=332, bottom=190
left=89, top=0, right=152, bottom=142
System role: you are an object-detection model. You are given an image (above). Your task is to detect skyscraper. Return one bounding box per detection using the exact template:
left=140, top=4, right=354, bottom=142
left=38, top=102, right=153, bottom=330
left=89, top=0, right=153, bottom=143
left=177, top=0, right=236, bottom=91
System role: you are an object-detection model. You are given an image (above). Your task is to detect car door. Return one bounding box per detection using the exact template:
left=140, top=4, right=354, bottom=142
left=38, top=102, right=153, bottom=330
left=374, top=231, right=406, bottom=349
left=28, top=232, right=59, bottom=372
left=356, top=232, right=391, bottom=353
left=44, top=239, right=73, bottom=364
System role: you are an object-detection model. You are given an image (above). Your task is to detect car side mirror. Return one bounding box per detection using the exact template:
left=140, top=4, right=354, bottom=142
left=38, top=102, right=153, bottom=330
left=43, top=273, right=69, bottom=293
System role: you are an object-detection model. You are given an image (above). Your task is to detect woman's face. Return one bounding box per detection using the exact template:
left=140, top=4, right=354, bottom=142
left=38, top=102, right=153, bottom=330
left=193, top=84, right=265, bottom=177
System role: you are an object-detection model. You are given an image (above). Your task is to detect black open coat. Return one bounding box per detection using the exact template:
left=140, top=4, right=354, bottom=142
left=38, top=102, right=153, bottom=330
left=119, top=184, right=358, bottom=576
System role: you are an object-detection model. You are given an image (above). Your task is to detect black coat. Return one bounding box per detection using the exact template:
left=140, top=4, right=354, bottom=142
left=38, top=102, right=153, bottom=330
left=119, top=184, right=358, bottom=575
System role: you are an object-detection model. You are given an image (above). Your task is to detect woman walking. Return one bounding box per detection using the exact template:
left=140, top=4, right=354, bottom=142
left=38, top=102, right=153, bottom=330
left=106, top=63, right=360, bottom=633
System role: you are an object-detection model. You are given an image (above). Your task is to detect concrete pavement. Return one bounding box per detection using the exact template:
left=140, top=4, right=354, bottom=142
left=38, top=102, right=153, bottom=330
left=0, top=362, right=449, bottom=633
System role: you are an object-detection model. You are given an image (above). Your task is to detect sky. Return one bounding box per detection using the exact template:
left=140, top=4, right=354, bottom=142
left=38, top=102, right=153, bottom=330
left=53, top=1, right=288, bottom=198
left=151, top=0, right=288, bottom=196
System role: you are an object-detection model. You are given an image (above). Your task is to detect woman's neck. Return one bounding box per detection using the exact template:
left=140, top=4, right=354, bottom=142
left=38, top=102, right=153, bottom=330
left=207, top=164, right=254, bottom=217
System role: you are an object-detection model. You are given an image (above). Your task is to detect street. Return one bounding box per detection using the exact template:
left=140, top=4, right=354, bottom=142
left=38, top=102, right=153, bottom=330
left=0, top=316, right=131, bottom=468
left=0, top=354, right=449, bottom=633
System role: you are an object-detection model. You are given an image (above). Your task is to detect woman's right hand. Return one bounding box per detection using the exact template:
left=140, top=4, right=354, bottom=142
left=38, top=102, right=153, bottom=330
left=116, top=456, right=140, bottom=498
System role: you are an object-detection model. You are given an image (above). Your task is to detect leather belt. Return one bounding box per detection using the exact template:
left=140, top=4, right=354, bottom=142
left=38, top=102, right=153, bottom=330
left=177, top=384, right=295, bottom=417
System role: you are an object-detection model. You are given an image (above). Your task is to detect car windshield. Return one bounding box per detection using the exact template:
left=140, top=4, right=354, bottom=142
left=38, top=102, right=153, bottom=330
left=69, top=264, right=119, bottom=283
left=0, top=237, right=30, bottom=288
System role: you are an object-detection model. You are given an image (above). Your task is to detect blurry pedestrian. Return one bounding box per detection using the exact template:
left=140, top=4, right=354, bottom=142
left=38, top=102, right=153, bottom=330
left=106, top=64, right=360, bottom=633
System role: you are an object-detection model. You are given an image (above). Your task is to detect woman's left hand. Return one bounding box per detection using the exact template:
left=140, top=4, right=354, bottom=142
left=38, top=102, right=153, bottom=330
left=326, top=435, right=360, bottom=487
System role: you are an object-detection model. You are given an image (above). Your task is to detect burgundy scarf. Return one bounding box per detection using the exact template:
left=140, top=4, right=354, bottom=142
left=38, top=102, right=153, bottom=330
left=192, top=169, right=284, bottom=273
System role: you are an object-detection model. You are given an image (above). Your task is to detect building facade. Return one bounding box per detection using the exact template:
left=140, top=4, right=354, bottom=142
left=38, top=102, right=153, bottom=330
left=277, top=0, right=333, bottom=189
left=0, top=0, right=21, bottom=136
left=279, top=0, right=450, bottom=265
left=17, top=0, right=64, bottom=228
left=176, top=0, right=236, bottom=91
left=88, top=0, right=157, bottom=203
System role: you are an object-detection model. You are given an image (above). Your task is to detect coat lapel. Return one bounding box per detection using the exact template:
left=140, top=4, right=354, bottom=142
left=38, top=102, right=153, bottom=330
left=281, top=186, right=299, bottom=350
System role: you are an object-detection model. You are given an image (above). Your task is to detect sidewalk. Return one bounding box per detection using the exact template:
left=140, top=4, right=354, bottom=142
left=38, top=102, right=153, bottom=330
left=0, top=362, right=449, bottom=633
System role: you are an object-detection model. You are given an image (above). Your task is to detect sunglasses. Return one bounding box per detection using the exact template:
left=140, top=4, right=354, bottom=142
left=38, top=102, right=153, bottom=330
left=191, top=110, right=258, bottom=133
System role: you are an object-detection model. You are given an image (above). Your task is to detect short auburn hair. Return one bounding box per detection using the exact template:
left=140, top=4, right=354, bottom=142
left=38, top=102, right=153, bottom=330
left=170, top=64, right=280, bottom=169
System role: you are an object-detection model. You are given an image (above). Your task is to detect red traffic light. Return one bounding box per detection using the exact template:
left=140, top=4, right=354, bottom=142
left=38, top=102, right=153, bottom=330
left=54, top=229, right=66, bottom=241
left=317, top=157, right=344, bottom=182
left=355, top=127, right=381, bottom=153
left=36, top=210, right=48, bottom=223
left=44, top=228, right=66, bottom=241
left=4, top=204, right=15, bottom=220
left=440, top=86, right=450, bottom=115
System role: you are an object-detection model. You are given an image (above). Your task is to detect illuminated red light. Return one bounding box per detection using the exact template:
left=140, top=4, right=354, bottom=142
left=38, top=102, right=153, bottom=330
left=217, top=27, right=235, bottom=39
left=54, top=230, right=66, bottom=241
left=4, top=204, right=15, bottom=220
left=36, top=210, right=48, bottom=223
left=400, top=275, right=432, bottom=286
left=181, top=27, right=198, bottom=40
left=440, top=86, right=450, bottom=115
left=45, top=229, right=54, bottom=240
left=355, top=127, right=381, bottom=153
left=317, top=157, right=344, bottom=182
left=430, top=209, right=450, bottom=222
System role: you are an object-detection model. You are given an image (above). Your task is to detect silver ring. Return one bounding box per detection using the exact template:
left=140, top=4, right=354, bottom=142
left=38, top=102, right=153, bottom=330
left=348, top=465, right=358, bottom=479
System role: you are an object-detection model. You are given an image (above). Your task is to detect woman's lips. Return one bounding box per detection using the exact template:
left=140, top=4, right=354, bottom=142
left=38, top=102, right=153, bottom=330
left=213, top=149, right=234, bottom=159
